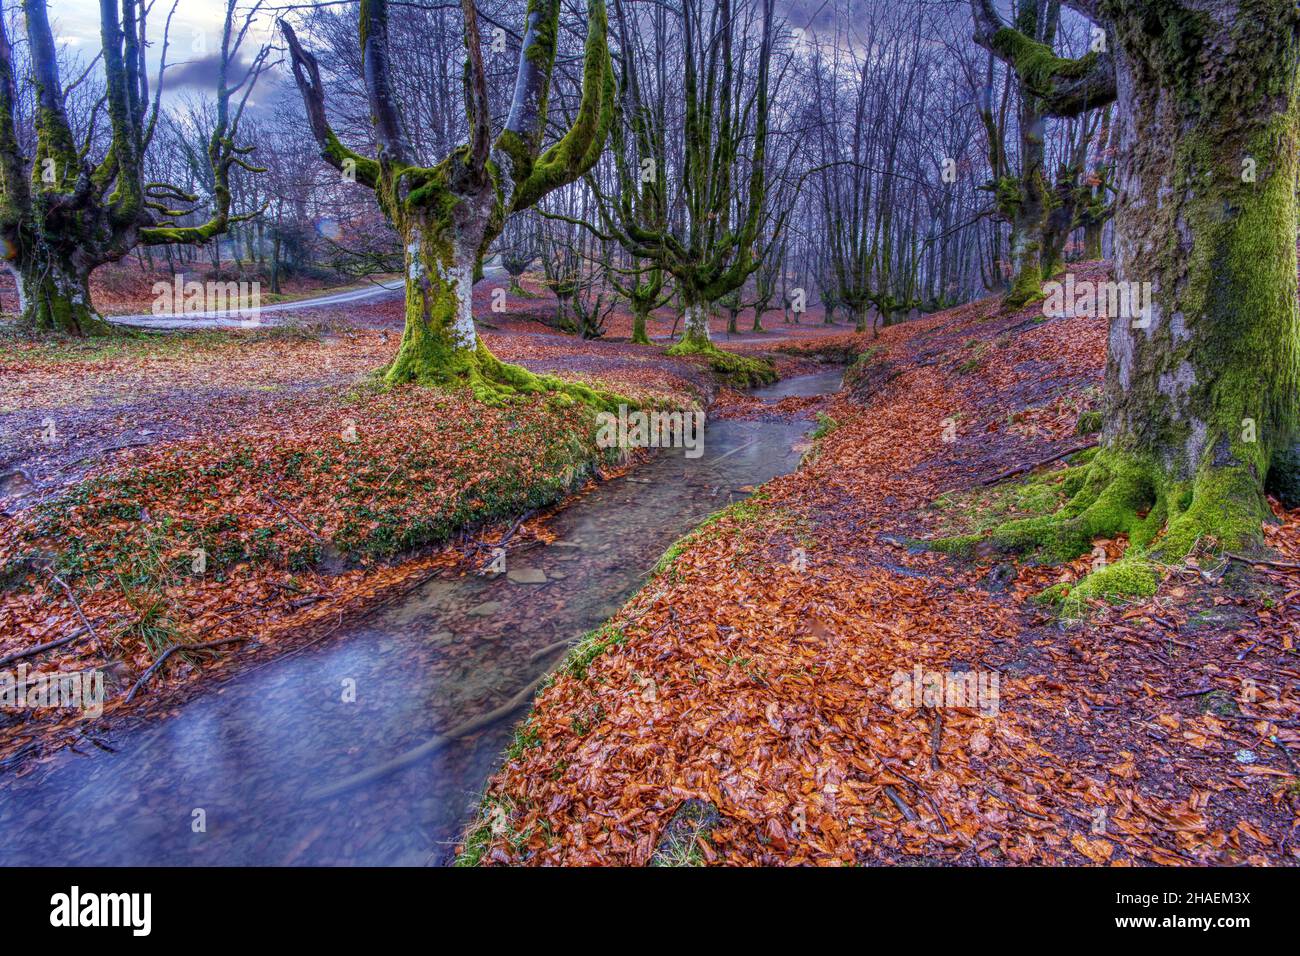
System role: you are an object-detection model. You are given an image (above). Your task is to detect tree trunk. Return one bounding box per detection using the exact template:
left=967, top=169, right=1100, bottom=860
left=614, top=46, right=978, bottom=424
left=751, top=306, right=764, bottom=332
left=1096, top=2, right=1300, bottom=558
left=10, top=249, right=110, bottom=336
left=270, top=232, right=282, bottom=295
left=854, top=302, right=870, bottom=334
left=385, top=215, right=482, bottom=386
left=678, top=299, right=711, bottom=350
left=727, top=308, right=738, bottom=335
left=631, top=302, right=651, bottom=344
left=1082, top=221, right=1104, bottom=261
left=1005, top=186, right=1046, bottom=307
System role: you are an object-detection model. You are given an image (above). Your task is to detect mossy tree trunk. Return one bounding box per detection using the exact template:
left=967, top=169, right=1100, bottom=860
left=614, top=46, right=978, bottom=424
left=282, top=0, right=615, bottom=398
left=960, top=0, right=1300, bottom=605
left=0, top=0, right=266, bottom=337
left=1094, top=0, right=1299, bottom=557
left=631, top=301, right=651, bottom=344
left=12, top=246, right=111, bottom=335
left=597, top=0, right=780, bottom=364
left=1082, top=220, right=1104, bottom=260
left=385, top=208, right=488, bottom=386
left=676, top=299, right=712, bottom=351
left=853, top=302, right=870, bottom=334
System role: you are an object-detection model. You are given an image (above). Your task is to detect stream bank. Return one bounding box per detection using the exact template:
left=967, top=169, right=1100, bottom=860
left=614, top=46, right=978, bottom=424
left=0, top=370, right=843, bottom=865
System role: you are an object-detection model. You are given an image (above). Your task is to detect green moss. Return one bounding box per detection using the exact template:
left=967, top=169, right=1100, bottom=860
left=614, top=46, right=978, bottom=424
left=991, top=27, right=1100, bottom=92
left=663, top=338, right=776, bottom=387
left=1004, top=262, right=1046, bottom=308
left=563, top=623, right=627, bottom=681
left=1075, top=410, right=1103, bottom=435
left=1037, top=557, right=1160, bottom=617
left=812, top=413, right=838, bottom=440
left=930, top=446, right=1271, bottom=615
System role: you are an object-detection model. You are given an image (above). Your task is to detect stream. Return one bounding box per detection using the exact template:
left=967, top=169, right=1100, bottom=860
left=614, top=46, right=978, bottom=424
left=0, top=370, right=842, bottom=866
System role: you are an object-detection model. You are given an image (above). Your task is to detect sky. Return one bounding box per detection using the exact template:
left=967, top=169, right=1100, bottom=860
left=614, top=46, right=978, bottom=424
left=40, top=0, right=275, bottom=90
left=37, top=0, right=873, bottom=98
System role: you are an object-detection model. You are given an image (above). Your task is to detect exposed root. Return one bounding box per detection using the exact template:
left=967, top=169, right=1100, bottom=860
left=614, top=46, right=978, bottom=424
left=385, top=339, right=629, bottom=413
left=930, top=449, right=1270, bottom=614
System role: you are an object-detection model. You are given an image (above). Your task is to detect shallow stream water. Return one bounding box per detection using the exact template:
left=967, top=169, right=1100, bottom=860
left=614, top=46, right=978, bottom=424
left=0, top=371, right=842, bottom=865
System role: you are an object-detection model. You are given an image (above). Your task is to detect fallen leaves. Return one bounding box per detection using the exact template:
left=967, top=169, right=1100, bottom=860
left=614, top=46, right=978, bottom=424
left=466, top=264, right=1300, bottom=866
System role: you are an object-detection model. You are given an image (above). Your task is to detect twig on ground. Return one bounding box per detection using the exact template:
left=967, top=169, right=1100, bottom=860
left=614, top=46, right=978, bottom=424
left=43, top=568, right=105, bottom=656
left=883, top=785, right=919, bottom=823
left=261, top=491, right=324, bottom=542
left=1225, top=552, right=1300, bottom=573
left=980, top=441, right=1098, bottom=487
left=0, top=627, right=88, bottom=667
left=124, top=636, right=249, bottom=703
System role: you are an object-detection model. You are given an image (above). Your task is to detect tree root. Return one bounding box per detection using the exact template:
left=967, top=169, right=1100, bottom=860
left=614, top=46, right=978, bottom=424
left=384, top=339, right=629, bottom=413
left=929, top=448, right=1270, bottom=615
left=305, top=670, right=550, bottom=802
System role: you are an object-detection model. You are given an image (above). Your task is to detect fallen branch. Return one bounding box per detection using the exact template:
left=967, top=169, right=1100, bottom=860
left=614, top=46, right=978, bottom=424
left=43, top=568, right=105, bottom=656
left=0, top=626, right=87, bottom=667
left=498, top=509, right=537, bottom=548
left=890, top=763, right=951, bottom=834
left=306, top=670, right=551, bottom=801
left=980, top=785, right=1053, bottom=822
left=1225, top=552, right=1300, bottom=573
left=980, top=441, right=1098, bottom=487
left=124, top=636, right=249, bottom=703
left=882, top=785, right=919, bottom=823
left=261, top=491, right=324, bottom=542
left=928, top=707, right=943, bottom=772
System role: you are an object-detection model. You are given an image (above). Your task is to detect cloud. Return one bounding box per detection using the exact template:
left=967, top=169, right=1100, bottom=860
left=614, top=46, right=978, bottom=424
left=165, top=53, right=258, bottom=91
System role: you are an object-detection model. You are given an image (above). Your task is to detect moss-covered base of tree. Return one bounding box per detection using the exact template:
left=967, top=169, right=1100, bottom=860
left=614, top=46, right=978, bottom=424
left=929, top=448, right=1270, bottom=615
left=664, top=337, right=777, bottom=387
left=20, top=295, right=117, bottom=337
left=383, top=337, right=628, bottom=413
left=1003, top=268, right=1046, bottom=310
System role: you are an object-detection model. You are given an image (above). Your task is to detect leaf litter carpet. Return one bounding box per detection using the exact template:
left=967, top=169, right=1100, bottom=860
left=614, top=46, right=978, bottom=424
left=472, top=263, right=1300, bottom=865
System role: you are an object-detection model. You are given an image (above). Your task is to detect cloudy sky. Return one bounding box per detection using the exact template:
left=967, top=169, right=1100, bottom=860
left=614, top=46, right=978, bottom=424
left=39, top=0, right=275, bottom=89
left=38, top=0, right=862, bottom=97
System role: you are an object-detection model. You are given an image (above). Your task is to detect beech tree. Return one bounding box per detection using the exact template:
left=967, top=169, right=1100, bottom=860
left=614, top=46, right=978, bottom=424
left=586, top=0, right=779, bottom=380
left=0, top=0, right=268, bottom=335
left=279, top=0, right=616, bottom=398
left=958, top=0, right=1300, bottom=604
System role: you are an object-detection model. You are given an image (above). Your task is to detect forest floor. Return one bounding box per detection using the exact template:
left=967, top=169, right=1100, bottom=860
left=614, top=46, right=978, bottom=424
left=0, top=270, right=841, bottom=770
left=4, top=261, right=1298, bottom=867
left=464, top=260, right=1300, bottom=866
